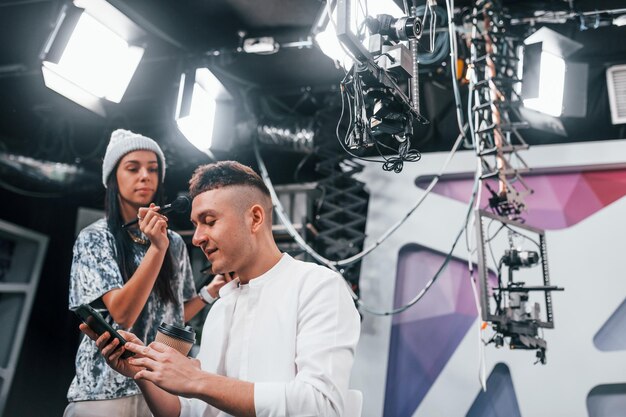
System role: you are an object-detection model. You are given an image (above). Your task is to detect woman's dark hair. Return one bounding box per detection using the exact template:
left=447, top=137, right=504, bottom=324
left=105, top=157, right=177, bottom=305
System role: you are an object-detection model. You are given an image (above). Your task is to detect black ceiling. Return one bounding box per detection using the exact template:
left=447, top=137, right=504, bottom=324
left=1, top=0, right=626, bottom=199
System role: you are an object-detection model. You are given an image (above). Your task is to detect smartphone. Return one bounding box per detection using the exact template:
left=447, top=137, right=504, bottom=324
left=73, top=304, right=134, bottom=359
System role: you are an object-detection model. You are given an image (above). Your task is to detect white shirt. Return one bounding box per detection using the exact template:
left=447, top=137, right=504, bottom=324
left=179, top=254, right=361, bottom=417
left=224, top=283, right=251, bottom=379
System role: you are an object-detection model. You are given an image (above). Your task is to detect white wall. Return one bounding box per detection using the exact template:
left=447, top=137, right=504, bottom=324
left=350, top=140, right=626, bottom=417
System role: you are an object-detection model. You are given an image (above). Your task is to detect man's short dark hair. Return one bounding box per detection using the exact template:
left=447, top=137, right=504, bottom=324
left=189, top=161, right=271, bottom=200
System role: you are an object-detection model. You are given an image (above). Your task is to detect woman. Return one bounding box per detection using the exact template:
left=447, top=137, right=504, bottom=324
left=64, top=129, right=224, bottom=417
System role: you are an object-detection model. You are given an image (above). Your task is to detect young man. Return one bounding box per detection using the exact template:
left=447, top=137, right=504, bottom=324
left=83, top=161, right=361, bottom=417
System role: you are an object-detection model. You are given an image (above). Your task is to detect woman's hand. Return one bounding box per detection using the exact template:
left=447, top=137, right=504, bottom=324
left=207, top=273, right=235, bottom=298
left=80, top=324, right=146, bottom=379
left=138, top=203, right=169, bottom=252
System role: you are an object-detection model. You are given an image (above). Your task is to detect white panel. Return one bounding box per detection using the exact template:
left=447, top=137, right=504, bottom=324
left=351, top=139, right=626, bottom=417
left=415, top=197, right=626, bottom=417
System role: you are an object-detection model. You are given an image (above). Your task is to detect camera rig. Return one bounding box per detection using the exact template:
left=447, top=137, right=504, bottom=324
left=333, top=0, right=429, bottom=171
left=475, top=209, right=564, bottom=364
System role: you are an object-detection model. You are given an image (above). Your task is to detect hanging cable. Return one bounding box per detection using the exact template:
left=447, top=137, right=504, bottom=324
left=415, top=4, right=450, bottom=65
left=445, top=0, right=471, bottom=148
left=255, top=125, right=473, bottom=315
left=363, top=171, right=479, bottom=315
left=251, top=0, right=478, bottom=315
left=260, top=123, right=466, bottom=269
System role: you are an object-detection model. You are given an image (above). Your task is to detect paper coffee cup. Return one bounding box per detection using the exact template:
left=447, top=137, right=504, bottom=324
left=155, top=322, right=196, bottom=356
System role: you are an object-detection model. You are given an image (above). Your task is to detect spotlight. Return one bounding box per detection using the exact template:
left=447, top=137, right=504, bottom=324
left=613, top=14, right=626, bottom=27
left=175, top=68, right=235, bottom=152
left=520, top=27, right=588, bottom=118
left=40, top=0, right=146, bottom=116
left=312, top=0, right=404, bottom=68
left=242, top=36, right=279, bottom=55
left=311, top=1, right=353, bottom=69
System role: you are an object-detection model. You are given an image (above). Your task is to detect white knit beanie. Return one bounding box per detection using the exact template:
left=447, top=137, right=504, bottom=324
left=102, top=129, right=166, bottom=187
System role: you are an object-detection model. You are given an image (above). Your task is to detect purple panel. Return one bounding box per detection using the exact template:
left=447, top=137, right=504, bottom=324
left=467, top=363, right=522, bottom=417
left=587, top=384, right=626, bottom=417
left=416, top=168, right=626, bottom=230
left=456, top=274, right=480, bottom=317
left=525, top=208, right=568, bottom=229
left=562, top=176, right=602, bottom=225
left=384, top=245, right=494, bottom=416
left=384, top=314, right=475, bottom=417
left=430, top=178, right=479, bottom=203
left=393, top=247, right=467, bottom=325
left=545, top=173, right=581, bottom=204
left=526, top=174, right=572, bottom=210
left=594, top=297, right=626, bottom=352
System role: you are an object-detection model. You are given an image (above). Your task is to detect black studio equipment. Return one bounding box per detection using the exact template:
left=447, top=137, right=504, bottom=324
left=365, top=14, right=423, bottom=42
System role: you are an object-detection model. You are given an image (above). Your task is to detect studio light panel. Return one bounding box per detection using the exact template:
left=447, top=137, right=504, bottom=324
left=41, top=0, right=146, bottom=115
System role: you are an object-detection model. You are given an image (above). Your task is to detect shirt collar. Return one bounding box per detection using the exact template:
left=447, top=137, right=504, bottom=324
left=218, top=253, right=290, bottom=298
left=249, top=252, right=290, bottom=288
left=219, top=278, right=241, bottom=298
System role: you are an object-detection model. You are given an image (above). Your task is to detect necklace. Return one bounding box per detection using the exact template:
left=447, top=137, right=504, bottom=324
left=127, top=230, right=149, bottom=245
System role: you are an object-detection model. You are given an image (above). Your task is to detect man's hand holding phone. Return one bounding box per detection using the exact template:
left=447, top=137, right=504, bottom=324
left=79, top=324, right=146, bottom=379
